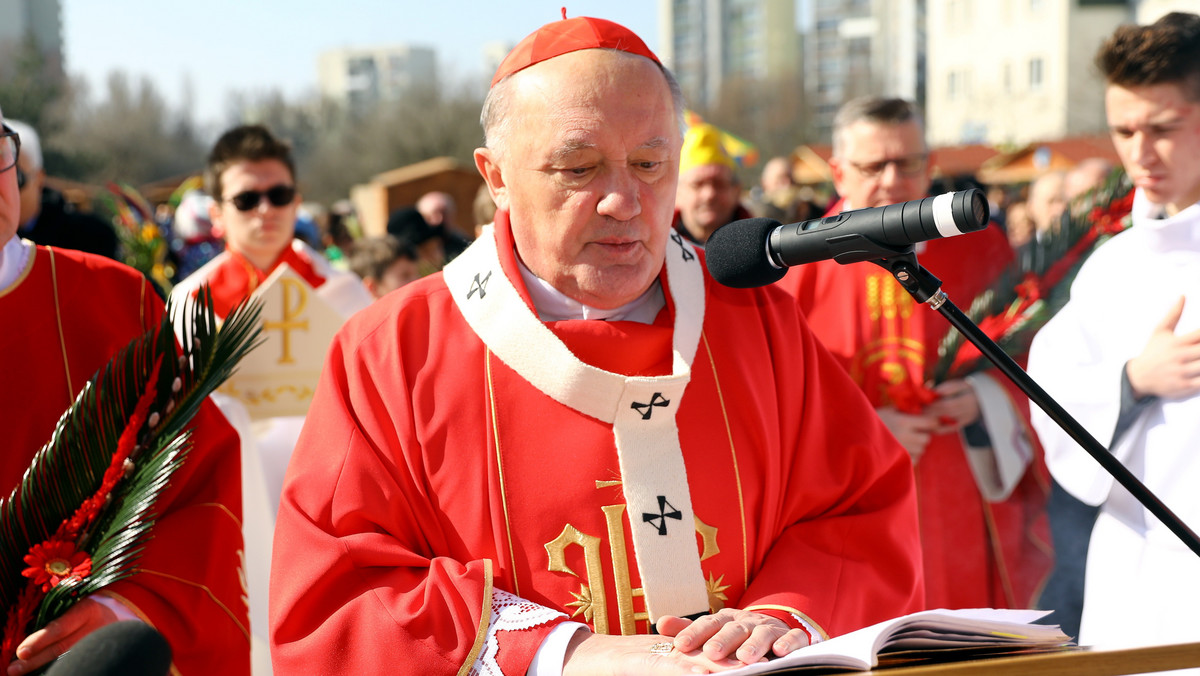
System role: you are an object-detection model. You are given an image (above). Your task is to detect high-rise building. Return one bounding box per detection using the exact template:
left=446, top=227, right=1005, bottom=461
left=658, top=0, right=802, bottom=110
left=805, top=0, right=925, bottom=143
left=317, top=45, right=438, bottom=112
left=0, top=0, right=63, bottom=74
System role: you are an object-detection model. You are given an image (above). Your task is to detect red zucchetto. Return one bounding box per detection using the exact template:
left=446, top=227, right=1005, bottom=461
left=490, top=15, right=661, bottom=87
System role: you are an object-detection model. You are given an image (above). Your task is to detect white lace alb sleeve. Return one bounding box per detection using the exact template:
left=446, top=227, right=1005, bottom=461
left=468, top=588, right=571, bottom=676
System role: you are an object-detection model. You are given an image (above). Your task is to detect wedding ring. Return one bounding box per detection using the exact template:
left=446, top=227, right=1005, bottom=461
left=649, top=641, right=673, bottom=654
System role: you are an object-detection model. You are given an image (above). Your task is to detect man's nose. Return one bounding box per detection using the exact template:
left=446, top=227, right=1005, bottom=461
left=597, top=171, right=642, bottom=221
left=1128, top=132, right=1154, bottom=167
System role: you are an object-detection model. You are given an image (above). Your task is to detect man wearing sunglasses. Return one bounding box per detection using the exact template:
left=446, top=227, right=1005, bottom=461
left=776, top=97, right=1051, bottom=614
left=169, top=124, right=372, bottom=322
left=0, top=108, right=251, bottom=674
left=167, top=125, right=372, bottom=668
left=4, top=119, right=119, bottom=260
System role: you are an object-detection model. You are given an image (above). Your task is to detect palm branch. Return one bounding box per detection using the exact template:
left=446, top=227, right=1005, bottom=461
left=0, top=287, right=262, bottom=648
left=931, top=169, right=1134, bottom=383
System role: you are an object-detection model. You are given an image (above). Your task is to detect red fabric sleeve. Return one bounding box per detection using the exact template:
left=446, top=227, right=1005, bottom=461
left=270, top=313, right=498, bottom=675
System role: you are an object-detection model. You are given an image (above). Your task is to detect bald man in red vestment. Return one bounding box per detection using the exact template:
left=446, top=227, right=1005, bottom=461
left=270, top=17, right=923, bottom=676
left=775, top=97, right=1051, bottom=612
left=0, top=109, right=249, bottom=674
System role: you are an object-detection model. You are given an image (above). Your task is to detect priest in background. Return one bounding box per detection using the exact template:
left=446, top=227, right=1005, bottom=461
left=671, top=123, right=751, bottom=246
left=775, top=96, right=1052, bottom=613
left=270, top=15, right=923, bottom=676
left=0, top=106, right=250, bottom=675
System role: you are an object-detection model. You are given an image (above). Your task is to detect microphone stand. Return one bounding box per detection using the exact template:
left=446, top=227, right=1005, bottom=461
left=874, top=253, right=1200, bottom=559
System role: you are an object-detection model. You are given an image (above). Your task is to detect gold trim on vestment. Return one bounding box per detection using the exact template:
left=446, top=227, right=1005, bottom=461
left=0, top=239, right=37, bottom=300
left=133, top=569, right=251, bottom=640
left=486, top=350, right=520, bottom=598
left=197, top=501, right=244, bottom=531
left=457, top=559, right=493, bottom=676
left=700, top=330, right=749, bottom=589
left=48, top=247, right=74, bottom=404
left=743, top=604, right=829, bottom=641
left=237, top=255, right=262, bottom=296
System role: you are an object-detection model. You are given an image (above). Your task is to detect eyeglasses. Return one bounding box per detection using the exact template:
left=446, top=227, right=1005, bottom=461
left=16, top=166, right=26, bottom=190
left=1, top=124, right=20, bottom=174
left=846, top=153, right=928, bottom=179
left=226, top=185, right=297, bottom=212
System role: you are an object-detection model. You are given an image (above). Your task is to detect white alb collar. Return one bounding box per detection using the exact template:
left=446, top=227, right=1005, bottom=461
left=0, top=237, right=31, bottom=292
left=516, top=255, right=665, bottom=323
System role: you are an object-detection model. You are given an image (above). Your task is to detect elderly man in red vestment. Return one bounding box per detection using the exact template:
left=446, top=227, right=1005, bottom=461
left=775, top=96, right=1052, bottom=611
left=0, top=108, right=250, bottom=674
left=270, top=16, right=923, bottom=676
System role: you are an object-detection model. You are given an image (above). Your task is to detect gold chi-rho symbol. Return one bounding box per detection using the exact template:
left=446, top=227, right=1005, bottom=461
left=262, top=277, right=310, bottom=365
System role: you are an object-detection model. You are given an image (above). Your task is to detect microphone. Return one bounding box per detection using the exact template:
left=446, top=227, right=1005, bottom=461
left=45, top=621, right=172, bottom=676
left=706, top=188, right=990, bottom=288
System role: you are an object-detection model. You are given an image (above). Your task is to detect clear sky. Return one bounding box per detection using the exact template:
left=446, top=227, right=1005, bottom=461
left=62, top=0, right=660, bottom=126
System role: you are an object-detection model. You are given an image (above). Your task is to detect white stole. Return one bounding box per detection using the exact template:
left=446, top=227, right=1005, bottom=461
left=444, top=227, right=710, bottom=621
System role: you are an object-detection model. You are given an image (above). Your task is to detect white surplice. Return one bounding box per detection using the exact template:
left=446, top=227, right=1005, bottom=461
left=1028, top=190, right=1200, bottom=653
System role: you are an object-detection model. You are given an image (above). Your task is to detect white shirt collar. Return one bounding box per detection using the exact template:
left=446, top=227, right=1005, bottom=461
left=0, top=236, right=31, bottom=292
left=516, top=253, right=666, bottom=323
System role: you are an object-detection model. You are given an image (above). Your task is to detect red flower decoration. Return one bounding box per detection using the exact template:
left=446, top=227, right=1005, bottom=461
left=21, top=541, right=92, bottom=593
left=886, top=378, right=940, bottom=414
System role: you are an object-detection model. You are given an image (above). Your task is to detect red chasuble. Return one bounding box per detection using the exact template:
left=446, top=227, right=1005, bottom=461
left=270, top=216, right=924, bottom=675
left=776, top=202, right=1052, bottom=610
left=0, top=246, right=250, bottom=675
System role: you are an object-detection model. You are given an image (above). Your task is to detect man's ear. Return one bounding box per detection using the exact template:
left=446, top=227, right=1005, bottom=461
left=208, top=200, right=226, bottom=239
left=828, top=157, right=846, bottom=193
left=362, top=276, right=380, bottom=299
left=474, top=147, right=509, bottom=212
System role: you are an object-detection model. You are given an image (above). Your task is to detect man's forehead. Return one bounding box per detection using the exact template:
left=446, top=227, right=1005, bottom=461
left=842, top=121, right=924, bottom=155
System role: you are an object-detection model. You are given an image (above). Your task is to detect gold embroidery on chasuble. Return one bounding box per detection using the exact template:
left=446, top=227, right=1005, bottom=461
left=851, top=270, right=926, bottom=404
left=543, top=497, right=723, bottom=635
left=536, top=337, right=740, bottom=636
left=478, top=292, right=742, bottom=635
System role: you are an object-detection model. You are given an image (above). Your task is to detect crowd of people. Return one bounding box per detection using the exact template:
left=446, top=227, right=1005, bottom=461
left=2, top=9, right=1198, bottom=676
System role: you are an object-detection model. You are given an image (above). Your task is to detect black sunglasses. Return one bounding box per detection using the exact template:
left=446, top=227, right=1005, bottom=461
left=227, top=185, right=296, bottom=212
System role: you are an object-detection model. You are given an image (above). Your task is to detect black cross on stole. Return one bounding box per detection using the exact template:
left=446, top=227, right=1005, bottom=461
left=643, top=495, right=683, bottom=536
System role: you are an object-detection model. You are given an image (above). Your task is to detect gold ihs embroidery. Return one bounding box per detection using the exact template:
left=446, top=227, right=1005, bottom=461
left=545, top=504, right=720, bottom=634
left=868, top=271, right=914, bottom=321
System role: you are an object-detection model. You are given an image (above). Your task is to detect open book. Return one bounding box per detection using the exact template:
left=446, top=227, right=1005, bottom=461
left=724, top=608, right=1074, bottom=673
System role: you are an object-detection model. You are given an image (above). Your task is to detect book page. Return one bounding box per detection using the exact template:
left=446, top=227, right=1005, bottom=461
left=712, top=608, right=1066, bottom=675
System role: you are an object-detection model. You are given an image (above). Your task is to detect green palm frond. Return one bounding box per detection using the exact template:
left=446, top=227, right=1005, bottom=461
left=37, top=434, right=191, bottom=627
left=0, top=287, right=262, bottom=621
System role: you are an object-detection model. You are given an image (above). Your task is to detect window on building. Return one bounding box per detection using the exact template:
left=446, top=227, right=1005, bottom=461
left=1029, top=57, right=1044, bottom=92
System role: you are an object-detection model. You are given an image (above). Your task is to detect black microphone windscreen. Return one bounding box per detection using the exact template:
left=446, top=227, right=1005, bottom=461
left=45, top=621, right=172, bottom=676
left=705, top=218, right=787, bottom=289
